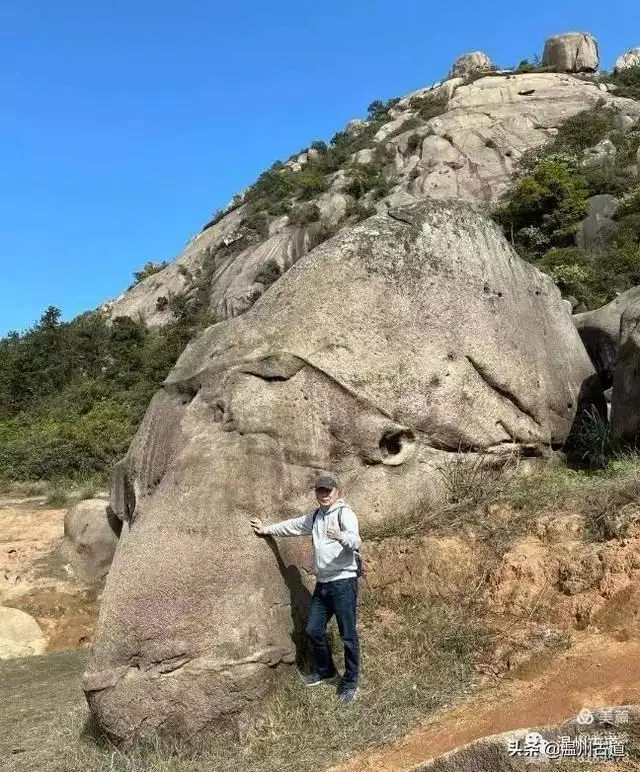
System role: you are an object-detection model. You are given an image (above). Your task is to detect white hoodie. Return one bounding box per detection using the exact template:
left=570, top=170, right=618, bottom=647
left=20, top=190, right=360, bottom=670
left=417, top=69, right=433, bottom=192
left=264, top=498, right=361, bottom=582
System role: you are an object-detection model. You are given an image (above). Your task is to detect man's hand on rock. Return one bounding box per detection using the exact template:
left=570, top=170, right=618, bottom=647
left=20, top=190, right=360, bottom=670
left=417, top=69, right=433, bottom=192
left=326, top=524, right=342, bottom=541
left=250, top=518, right=267, bottom=536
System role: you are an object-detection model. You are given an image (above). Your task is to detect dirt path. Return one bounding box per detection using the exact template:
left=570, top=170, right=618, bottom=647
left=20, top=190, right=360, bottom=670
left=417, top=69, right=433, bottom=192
left=333, top=633, right=640, bottom=771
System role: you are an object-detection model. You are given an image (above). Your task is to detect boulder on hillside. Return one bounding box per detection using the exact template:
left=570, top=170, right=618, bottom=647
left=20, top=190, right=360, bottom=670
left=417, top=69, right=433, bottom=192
left=84, top=200, right=600, bottom=747
left=611, top=300, right=640, bottom=443
left=615, top=48, right=640, bottom=73
left=449, top=51, right=494, bottom=79
left=542, top=33, right=599, bottom=73
left=574, top=286, right=640, bottom=388
left=59, top=499, right=122, bottom=585
left=0, top=607, right=46, bottom=660
left=575, top=194, right=618, bottom=252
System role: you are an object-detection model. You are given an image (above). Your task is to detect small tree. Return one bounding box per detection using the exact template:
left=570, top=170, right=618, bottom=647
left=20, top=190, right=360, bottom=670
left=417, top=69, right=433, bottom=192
left=130, top=261, right=169, bottom=288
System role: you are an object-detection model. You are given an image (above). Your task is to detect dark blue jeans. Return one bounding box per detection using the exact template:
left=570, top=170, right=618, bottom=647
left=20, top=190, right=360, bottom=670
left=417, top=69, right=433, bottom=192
left=305, top=577, right=359, bottom=688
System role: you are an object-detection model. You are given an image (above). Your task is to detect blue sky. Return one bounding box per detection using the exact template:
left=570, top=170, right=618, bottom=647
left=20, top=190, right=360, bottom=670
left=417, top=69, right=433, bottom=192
left=1, top=1, right=639, bottom=336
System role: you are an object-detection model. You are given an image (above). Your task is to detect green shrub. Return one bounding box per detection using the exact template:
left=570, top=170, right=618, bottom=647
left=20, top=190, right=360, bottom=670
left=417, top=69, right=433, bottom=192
left=494, top=155, right=589, bottom=257
left=295, top=166, right=329, bottom=200
left=553, top=108, right=617, bottom=154
left=201, top=210, right=226, bottom=231
left=516, top=59, right=536, bottom=73
left=583, top=162, right=635, bottom=197
left=366, top=97, right=401, bottom=121
left=345, top=165, right=390, bottom=200
left=129, top=261, right=169, bottom=289
left=536, top=247, right=598, bottom=306
left=240, top=208, right=271, bottom=239
left=616, top=186, right=640, bottom=218
left=607, top=64, right=640, bottom=100
left=408, top=93, right=448, bottom=122
left=567, top=405, right=620, bottom=470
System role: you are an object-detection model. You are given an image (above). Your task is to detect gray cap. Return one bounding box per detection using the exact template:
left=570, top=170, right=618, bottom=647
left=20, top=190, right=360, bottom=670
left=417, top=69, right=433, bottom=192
left=314, top=475, right=337, bottom=490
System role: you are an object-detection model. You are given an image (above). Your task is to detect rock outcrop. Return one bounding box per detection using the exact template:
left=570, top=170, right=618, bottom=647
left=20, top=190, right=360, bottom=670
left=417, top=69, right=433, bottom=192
left=449, top=51, right=493, bottom=79
left=0, top=607, right=46, bottom=660
left=611, top=300, right=640, bottom=443
left=59, top=499, right=122, bottom=585
left=84, top=200, right=599, bottom=746
left=575, top=194, right=618, bottom=252
left=103, top=69, right=640, bottom=330
left=574, top=286, right=640, bottom=387
left=542, top=32, right=599, bottom=73
left=615, top=48, right=640, bottom=73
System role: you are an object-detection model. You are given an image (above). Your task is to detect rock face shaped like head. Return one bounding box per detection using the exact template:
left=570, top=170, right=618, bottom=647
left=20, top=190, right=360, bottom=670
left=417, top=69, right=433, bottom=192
left=83, top=201, right=599, bottom=746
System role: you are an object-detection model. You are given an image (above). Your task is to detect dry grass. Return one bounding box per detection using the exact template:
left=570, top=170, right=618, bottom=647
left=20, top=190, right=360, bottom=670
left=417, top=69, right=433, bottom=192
left=4, top=593, right=489, bottom=772
left=0, top=474, right=108, bottom=507
left=366, top=450, right=640, bottom=550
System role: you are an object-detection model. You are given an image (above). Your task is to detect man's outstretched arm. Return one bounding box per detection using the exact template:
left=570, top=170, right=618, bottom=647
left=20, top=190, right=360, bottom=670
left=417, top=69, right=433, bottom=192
left=251, top=513, right=314, bottom=537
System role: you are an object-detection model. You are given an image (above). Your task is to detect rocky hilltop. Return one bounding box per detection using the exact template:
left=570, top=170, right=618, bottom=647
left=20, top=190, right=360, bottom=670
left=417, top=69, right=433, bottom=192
left=101, top=32, right=640, bottom=331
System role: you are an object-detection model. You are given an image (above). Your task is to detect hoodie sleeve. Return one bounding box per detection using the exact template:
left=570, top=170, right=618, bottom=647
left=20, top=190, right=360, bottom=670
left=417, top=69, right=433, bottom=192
left=264, top=512, right=314, bottom=537
left=337, top=506, right=361, bottom=551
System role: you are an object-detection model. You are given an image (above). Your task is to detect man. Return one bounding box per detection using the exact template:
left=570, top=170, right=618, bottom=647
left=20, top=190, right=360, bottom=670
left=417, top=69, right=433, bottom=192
left=250, top=475, right=361, bottom=703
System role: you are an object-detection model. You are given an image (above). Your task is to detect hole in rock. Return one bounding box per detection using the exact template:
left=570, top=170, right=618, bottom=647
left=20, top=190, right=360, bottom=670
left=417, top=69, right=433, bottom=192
left=379, top=428, right=417, bottom=465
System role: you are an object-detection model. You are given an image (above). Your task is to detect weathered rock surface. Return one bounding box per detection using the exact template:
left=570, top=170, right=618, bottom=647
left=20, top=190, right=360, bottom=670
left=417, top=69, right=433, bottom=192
left=103, top=72, right=640, bottom=330
left=59, top=499, right=121, bottom=585
left=449, top=51, right=494, bottom=79
left=0, top=607, right=45, bottom=660
left=85, top=201, right=599, bottom=746
left=574, top=286, right=640, bottom=387
left=615, top=47, right=640, bottom=73
left=542, top=32, right=599, bottom=73
left=611, top=300, right=640, bottom=443
left=575, top=194, right=618, bottom=252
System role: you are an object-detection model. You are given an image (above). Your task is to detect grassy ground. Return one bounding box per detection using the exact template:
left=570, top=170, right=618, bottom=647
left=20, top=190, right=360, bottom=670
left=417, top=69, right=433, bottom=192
left=0, top=473, right=108, bottom=507
left=3, top=592, right=489, bottom=772
left=5, top=453, right=640, bottom=771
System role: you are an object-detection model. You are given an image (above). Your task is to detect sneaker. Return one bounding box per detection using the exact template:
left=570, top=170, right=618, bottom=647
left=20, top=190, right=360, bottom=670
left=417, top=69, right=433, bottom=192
left=338, top=686, right=359, bottom=704
left=302, top=672, right=337, bottom=687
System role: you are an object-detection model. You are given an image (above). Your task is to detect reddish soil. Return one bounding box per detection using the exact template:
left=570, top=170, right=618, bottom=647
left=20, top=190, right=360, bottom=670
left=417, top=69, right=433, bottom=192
left=332, top=631, right=640, bottom=771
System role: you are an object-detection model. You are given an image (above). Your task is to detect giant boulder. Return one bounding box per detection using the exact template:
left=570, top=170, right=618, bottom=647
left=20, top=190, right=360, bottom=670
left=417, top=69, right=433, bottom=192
left=573, top=286, right=640, bottom=388
left=84, top=201, right=599, bottom=746
left=542, top=32, right=599, bottom=73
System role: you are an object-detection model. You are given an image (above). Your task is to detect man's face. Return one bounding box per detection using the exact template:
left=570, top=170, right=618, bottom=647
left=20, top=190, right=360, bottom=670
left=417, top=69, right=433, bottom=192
left=315, top=486, right=339, bottom=508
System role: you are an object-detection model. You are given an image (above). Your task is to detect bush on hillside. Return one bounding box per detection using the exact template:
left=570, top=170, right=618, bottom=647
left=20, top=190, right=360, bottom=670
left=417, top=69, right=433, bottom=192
left=345, top=165, right=390, bottom=200
left=553, top=109, right=617, bottom=154
left=129, top=260, right=169, bottom=289
left=607, top=64, right=640, bottom=100
left=366, top=97, right=401, bottom=121
left=408, top=92, right=448, bottom=122
left=493, top=155, right=590, bottom=257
